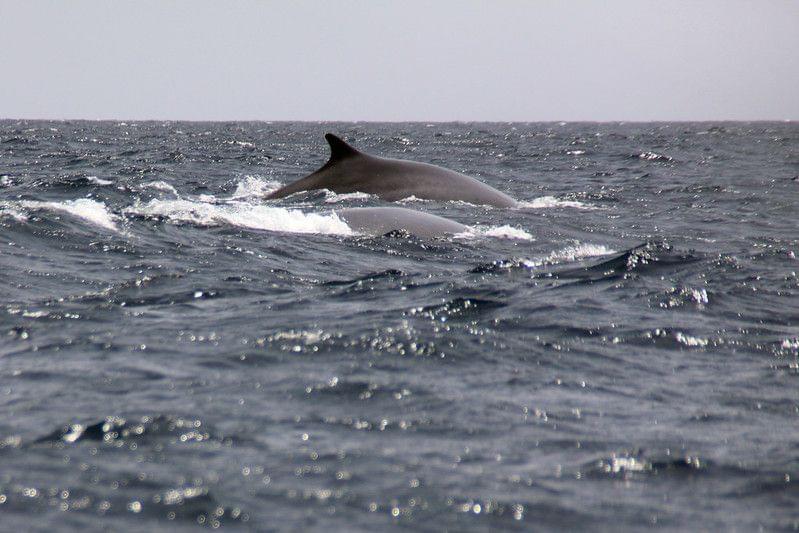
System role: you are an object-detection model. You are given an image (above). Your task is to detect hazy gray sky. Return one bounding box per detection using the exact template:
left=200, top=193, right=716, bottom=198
left=1, top=1, right=797, bottom=121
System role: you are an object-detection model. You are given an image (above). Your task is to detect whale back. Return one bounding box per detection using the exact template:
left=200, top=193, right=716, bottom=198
left=265, top=134, right=517, bottom=207
left=337, top=207, right=468, bottom=238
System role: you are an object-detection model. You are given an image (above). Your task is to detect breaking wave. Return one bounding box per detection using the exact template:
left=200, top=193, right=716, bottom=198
left=460, top=225, right=535, bottom=241
left=517, top=196, right=594, bottom=209
left=2, top=198, right=118, bottom=231
left=231, top=175, right=283, bottom=200
left=126, top=198, right=354, bottom=236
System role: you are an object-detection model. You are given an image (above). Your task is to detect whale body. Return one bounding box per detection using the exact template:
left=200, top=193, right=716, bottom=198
left=265, top=134, right=518, bottom=208
left=336, top=207, right=468, bottom=238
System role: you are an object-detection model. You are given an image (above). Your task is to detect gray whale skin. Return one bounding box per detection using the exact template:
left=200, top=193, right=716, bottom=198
left=265, top=134, right=518, bottom=208
left=336, top=207, right=468, bottom=238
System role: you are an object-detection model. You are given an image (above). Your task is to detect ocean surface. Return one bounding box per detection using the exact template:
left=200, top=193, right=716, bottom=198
left=1, top=120, right=798, bottom=531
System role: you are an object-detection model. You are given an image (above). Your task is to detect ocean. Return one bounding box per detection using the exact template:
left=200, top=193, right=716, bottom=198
left=1, top=120, right=798, bottom=531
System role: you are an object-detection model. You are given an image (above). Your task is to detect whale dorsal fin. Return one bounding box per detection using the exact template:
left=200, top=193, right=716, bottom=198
left=325, top=133, right=360, bottom=162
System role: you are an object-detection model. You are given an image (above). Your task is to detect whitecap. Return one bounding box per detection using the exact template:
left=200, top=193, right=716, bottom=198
left=125, top=198, right=353, bottom=236
left=517, top=196, right=594, bottom=209
left=638, top=151, right=672, bottom=162
left=675, top=332, right=709, bottom=348
left=520, top=243, right=616, bottom=268
left=397, top=195, right=431, bottom=203
left=458, top=225, right=534, bottom=241
left=87, top=176, right=113, bottom=186
left=547, top=243, right=615, bottom=262
left=231, top=175, right=284, bottom=200
left=223, top=140, right=255, bottom=148
left=0, top=203, right=29, bottom=222
left=141, top=181, right=179, bottom=195
left=17, top=199, right=118, bottom=231
left=323, top=191, right=374, bottom=203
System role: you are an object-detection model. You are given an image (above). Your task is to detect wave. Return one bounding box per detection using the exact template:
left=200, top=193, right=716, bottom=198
left=125, top=198, right=354, bottom=236
left=86, top=176, right=113, bottom=186
left=549, top=241, right=702, bottom=282
left=0, top=202, right=28, bottom=222
left=471, top=243, right=615, bottom=273
left=517, top=196, right=595, bottom=210
left=128, top=188, right=534, bottom=240
left=636, top=151, right=673, bottom=162
left=323, top=191, right=374, bottom=203
left=35, top=415, right=220, bottom=445
left=460, top=225, right=535, bottom=241
left=583, top=450, right=705, bottom=479
left=140, top=180, right=179, bottom=195
left=538, top=243, right=615, bottom=265
left=674, top=331, right=710, bottom=348
left=2, top=198, right=118, bottom=231
left=2, top=181, right=537, bottom=240
left=397, top=195, right=432, bottom=204
left=230, top=175, right=283, bottom=200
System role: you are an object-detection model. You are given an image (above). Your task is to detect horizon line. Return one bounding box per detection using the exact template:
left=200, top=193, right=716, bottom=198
left=1, top=116, right=796, bottom=124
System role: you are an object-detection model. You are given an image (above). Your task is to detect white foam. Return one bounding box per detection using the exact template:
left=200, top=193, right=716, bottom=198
left=231, top=175, right=283, bottom=200
left=484, top=225, right=534, bottom=240
left=547, top=243, right=614, bottom=262
left=459, top=225, right=534, bottom=241
left=397, top=195, right=431, bottom=203
left=517, top=196, right=594, bottom=210
left=0, top=203, right=28, bottom=222
left=223, top=140, right=255, bottom=148
left=675, top=332, right=709, bottom=348
left=323, top=191, right=373, bottom=203
left=126, top=198, right=353, bottom=236
left=0, top=175, right=13, bottom=187
left=688, top=288, right=709, bottom=305
left=87, top=176, right=113, bottom=186
left=605, top=455, right=648, bottom=474
left=638, top=151, right=672, bottom=161
left=521, top=243, right=616, bottom=268
left=18, top=199, right=118, bottom=231
left=395, top=195, right=593, bottom=211
left=141, top=181, right=179, bottom=195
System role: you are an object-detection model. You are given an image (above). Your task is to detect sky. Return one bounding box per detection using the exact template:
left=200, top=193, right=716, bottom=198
left=0, top=0, right=797, bottom=121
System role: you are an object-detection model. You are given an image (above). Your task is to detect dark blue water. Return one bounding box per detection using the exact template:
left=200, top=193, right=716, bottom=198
left=1, top=120, right=798, bottom=531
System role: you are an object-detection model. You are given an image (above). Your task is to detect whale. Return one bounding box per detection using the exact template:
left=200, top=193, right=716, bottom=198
left=265, top=134, right=518, bottom=207
left=336, top=207, right=468, bottom=238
